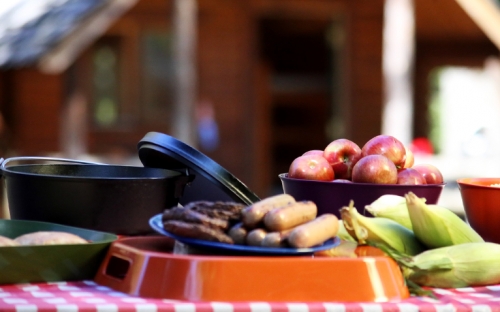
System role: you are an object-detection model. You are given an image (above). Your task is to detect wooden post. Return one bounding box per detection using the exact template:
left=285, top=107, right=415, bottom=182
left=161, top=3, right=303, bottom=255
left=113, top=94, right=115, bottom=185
left=172, top=0, right=198, bottom=146
left=382, top=0, right=415, bottom=145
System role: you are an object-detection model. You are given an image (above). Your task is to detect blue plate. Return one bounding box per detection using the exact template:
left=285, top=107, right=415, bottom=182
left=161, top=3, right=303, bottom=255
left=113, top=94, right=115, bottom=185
left=149, top=214, right=341, bottom=255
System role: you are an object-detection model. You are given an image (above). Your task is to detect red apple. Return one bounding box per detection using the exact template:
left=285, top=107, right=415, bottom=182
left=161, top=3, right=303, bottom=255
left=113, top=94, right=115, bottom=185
left=323, top=139, right=362, bottom=180
left=303, top=150, right=324, bottom=156
left=412, top=164, right=444, bottom=184
left=351, top=155, right=398, bottom=184
left=397, top=168, right=426, bottom=185
left=361, top=135, right=406, bottom=169
left=403, top=146, right=414, bottom=169
left=288, top=154, right=335, bottom=181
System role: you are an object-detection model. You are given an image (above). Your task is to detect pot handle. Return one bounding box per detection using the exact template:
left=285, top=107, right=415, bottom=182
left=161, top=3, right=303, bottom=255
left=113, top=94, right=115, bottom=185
left=0, top=156, right=106, bottom=171
left=174, top=171, right=196, bottom=199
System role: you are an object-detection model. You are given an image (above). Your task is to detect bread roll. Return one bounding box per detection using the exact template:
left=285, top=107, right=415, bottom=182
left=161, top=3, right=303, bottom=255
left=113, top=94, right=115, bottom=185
left=14, top=231, right=88, bottom=246
left=0, top=235, right=19, bottom=246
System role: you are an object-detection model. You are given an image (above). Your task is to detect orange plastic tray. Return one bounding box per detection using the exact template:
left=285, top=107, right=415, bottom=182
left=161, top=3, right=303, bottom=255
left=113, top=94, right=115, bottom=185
left=94, top=236, right=409, bottom=302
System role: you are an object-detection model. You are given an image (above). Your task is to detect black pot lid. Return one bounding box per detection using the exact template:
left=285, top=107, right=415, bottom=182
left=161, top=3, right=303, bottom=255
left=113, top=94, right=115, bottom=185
left=137, top=132, right=260, bottom=206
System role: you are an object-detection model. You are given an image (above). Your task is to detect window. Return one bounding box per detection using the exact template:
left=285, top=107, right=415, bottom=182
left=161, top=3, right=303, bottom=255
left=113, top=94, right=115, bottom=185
left=92, top=37, right=121, bottom=127
left=141, top=30, right=175, bottom=123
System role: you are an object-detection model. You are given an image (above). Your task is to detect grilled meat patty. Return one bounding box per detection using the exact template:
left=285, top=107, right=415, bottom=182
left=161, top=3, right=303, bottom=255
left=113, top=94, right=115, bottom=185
left=161, top=201, right=246, bottom=244
left=163, top=220, right=234, bottom=244
left=183, top=201, right=245, bottom=221
left=162, top=206, right=229, bottom=230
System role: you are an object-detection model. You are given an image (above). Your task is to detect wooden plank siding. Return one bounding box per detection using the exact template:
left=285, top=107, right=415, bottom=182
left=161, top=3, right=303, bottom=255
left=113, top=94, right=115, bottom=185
left=197, top=0, right=258, bottom=191
left=10, top=69, right=63, bottom=155
left=343, top=0, right=384, bottom=146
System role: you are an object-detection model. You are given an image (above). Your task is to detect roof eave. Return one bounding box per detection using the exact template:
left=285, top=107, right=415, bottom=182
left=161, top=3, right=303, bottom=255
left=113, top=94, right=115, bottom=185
left=454, top=0, right=500, bottom=50
left=37, top=0, right=138, bottom=74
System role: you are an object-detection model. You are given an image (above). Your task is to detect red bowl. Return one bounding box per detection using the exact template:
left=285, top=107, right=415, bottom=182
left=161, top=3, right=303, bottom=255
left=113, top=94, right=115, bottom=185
left=457, top=178, right=500, bottom=243
left=280, top=173, right=445, bottom=218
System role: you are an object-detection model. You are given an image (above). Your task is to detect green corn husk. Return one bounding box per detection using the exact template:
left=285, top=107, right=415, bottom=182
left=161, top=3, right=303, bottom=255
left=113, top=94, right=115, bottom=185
left=376, top=241, right=500, bottom=288
left=340, top=201, right=425, bottom=256
left=337, top=220, right=356, bottom=242
left=364, top=194, right=413, bottom=230
left=405, top=192, right=484, bottom=248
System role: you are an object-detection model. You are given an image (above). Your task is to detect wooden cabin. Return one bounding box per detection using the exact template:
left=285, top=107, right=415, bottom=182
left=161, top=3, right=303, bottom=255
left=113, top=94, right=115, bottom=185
left=0, top=0, right=496, bottom=201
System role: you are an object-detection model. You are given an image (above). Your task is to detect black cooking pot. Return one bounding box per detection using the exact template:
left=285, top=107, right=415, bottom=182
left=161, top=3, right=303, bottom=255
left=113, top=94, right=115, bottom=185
left=1, top=157, right=191, bottom=235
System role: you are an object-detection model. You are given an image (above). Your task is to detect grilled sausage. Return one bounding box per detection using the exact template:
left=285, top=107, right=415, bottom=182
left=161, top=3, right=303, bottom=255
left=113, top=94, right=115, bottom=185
left=263, top=201, right=317, bottom=231
left=288, top=214, right=339, bottom=248
left=241, top=194, right=295, bottom=228
left=246, top=228, right=267, bottom=246
left=261, top=229, right=292, bottom=248
left=228, top=222, right=247, bottom=245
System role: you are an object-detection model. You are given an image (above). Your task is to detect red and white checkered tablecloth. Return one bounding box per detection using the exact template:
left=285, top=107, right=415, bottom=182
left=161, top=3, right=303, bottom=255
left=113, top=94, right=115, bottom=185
left=1, top=281, right=500, bottom=312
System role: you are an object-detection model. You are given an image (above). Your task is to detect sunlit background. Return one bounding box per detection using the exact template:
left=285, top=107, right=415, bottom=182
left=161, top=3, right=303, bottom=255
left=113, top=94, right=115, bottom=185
left=0, top=0, right=499, bottom=217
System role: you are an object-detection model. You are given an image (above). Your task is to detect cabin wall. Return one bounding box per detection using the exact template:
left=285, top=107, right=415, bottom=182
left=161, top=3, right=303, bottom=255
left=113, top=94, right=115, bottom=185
left=2, top=0, right=386, bottom=198
left=344, top=0, right=384, bottom=145
left=197, top=0, right=257, bottom=192
left=197, top=0, right=385, bottom=196
left=0, top=0, right=387, bottom=198
left=10, top=69, right=63, bottom=156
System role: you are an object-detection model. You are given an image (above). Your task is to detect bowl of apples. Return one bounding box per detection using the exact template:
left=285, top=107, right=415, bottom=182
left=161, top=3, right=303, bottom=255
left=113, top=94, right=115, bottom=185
left=279, top=135, right=445, bottom=218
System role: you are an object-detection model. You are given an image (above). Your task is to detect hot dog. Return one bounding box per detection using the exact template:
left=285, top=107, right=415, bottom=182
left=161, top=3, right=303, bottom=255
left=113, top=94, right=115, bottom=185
left=241, top=194, right=295, bottom=228
left=287, top=213, right=339, bottom=248
left=263, top=201, right=317, bottom=231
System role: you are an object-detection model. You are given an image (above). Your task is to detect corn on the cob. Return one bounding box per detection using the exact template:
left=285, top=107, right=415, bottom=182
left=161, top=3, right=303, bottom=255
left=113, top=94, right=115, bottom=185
left=364, top=194, right=413, bottom=230
left=405, top=192, right=483, bottom=248
left=337, top=220, right=356, bottom=242
left=384, top=242, right=500, bottom=288
left=340, top=201, right=425, bottom=256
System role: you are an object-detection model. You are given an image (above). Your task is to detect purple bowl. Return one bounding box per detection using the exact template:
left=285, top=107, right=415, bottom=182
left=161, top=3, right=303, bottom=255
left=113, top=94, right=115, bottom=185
left=279, top=173, right=445, bottom=218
